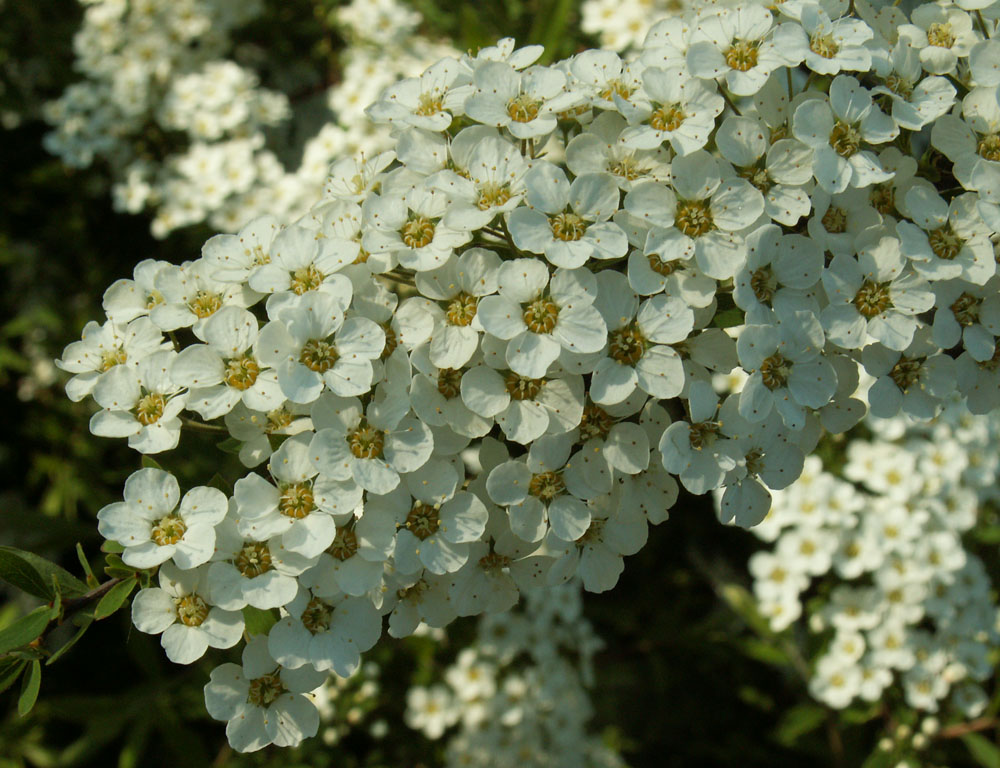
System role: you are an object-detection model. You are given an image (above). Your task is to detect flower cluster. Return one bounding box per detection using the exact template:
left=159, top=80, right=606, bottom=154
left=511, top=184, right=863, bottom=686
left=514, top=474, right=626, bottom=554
left=406, top=582, right=619, bottom=768
left=44, top=0, right=456, bottom=236
left=736, top=397, right=1000, bottom=716
left=58, top=0, right=1000, bottom=749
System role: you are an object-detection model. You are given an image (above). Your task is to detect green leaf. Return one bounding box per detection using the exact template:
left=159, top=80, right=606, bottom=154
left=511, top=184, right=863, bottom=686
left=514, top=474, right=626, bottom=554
left=0, top=546, right=88, bottom=599
left=775, top=703, right=827, bottom=746
left=0, top=548, right=51, bottom=599
left=76, top=543, right=99, bottom=588
left=216, top=436, right=243, bottom=455
left=46, top=617, right=93, bottom=666
left=740, top=638, right=791, bottom=668
left=720, top=583, right=775, bottom=639
left=17, top=660, right=41, bottom=716
left=242, top=606, right=278, bottom=636
left=207, top=473, right=232, bottom=495
left=103, top=554, right=136, bottom=579
left=141, top=455, right=164, bottom=470
left=963, top=733, right=1000, bottom=768
left=0, top=605, right=53, bottom=655
left=0, top=659, right=26, bottom=694
left=93, top=579, right=137, bottom=621
left=712, top=308, right=745, bottom=328
left=101, top=539, right=125, bottom=555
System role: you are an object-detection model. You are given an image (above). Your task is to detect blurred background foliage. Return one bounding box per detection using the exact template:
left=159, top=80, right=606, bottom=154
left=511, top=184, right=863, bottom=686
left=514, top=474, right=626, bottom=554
left=0, top=1, right=996, bottom=767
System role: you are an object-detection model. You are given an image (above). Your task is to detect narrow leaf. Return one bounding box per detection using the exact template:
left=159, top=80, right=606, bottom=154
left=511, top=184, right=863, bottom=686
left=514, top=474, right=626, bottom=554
left=0, top=659, right=26, bottom=694
left=963, top=733, right=1000, bottom=768
left=17, top=660, right=41, bottom=716
left=0, top=546, right=88, bottom=598
left=216, top=437, right=242, bottom=455
left=93, top=579, right=137, bottom=621
left=242, top=606, right=278, bottom=636
left=775, top=703, right=827, bottom=746
left=0, top=605, right=53, bottom=655
left=0, top=549, right=51, bottom=599
left=76, top=543, right=99, bottom=588
left=46, top=617, right=94, bottom=666
left=141, top=455, right=164, bottom=470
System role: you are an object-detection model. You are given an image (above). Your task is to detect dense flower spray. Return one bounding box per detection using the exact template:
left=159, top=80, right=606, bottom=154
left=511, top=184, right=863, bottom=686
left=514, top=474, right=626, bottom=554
left=59, top=0, right=1000, bottom=750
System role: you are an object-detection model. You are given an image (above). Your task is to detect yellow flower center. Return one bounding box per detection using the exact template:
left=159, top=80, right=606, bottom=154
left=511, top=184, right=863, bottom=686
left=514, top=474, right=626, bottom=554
left=437, top=368, right=463, bottom=399
left=247, top=672, right=286, bottom=707
left=415, top=91, right=445, bottom=117
left=950, top=293, right=980, bottom=327
left=675, top=200, right=715, bottom=238
left=978, top=134, right=1000, bottom=162
left=549, top=212, right=587, bottom=241
left=401, top=215, right=436, bottom=248
left=522, top=297, right=560, bottom=334
left=505, top=373, right=544, bottom=401
left=507, top=93, right=541, bottom=123
left=328, top=527, right=359, bottom=561
left=649, top=103, right=686, bottom=132
left=853, top=280, right=893, bottom=318
left=608, top=324, right=647, bottom=365
left=689, top=421, right=720, bottom=450
left=150, top=514, right=186, bottom=546
left=278, top=483, right=314, bottom=519
left=739, top=166, right=771, bottom=193
left=135, top=392, right=166, bottom=425
left=267, top=407, right=293, bottom=432
left=885, top=74, right=913, bottom=100
left=829, top=120, right=861, bottom=158
left=300, top=339, right=338, bottom=373
left=175, top=593, right=209, bottom=627
left=928, top=224, right=964, bottom=261
left=290, top=264, right=324, bottom=295
left=348, top=422, right=384, bottom=459
left=647, top=253, right=680, bottom=276
left=301, top=597, right=332, bottom=634
left=224, top=355, right=260, bottom=390
left=100, top=347, right=128, bottom=372
left=750, top=266, right=776, bottom=303
left=145, top=290, right=164, bottom=310
left=446, top=292, right=478, bottom=326
left=381, top=323, right=398, bottom=359
left=926, top=22, right=955, bottom=48
left=889, top=357, right=922, bottom=391
left=759, top=353, right=790, bottom=390
left=477, top=183, right=512, bottom=210
left=528, top=471, right=564, bottom=501
left=809, top=32, right=840, bottom=59
left=609, top=155, right=641, bottom=181
left=235, top=542, right=273, bottom=578
left=822, top=206, right=848, bottom=233
left=599, top=79, right=633, bottom=101
left=579, top=403, right=615, bottom=441
left=479, top=551, right=512, bottom=571
left=725, top=39, right=760, bottom=71
left=869, top=184, right=895, bottom=215
left=405, top=501, right=441, bottom=540
left=188, top=290, right=223, bottom=319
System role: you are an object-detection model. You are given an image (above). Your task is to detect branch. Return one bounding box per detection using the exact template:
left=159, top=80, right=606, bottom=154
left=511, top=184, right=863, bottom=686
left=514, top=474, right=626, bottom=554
left=937, top=717, right=998, bottom=739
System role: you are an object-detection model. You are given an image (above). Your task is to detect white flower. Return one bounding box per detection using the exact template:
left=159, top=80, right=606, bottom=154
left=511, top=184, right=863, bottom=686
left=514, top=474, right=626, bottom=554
left=508, top=165, right=627, bottom=268
left=821, top=238, right=935, bottom=351
left=404, top=685, right=459, bottom=738
left=131, top=562, right=243, bottom=664
left=234, top=435, right=343, bottom=558
left=782, top=4, right=873, bottom=76
left=862, top=331, right=957, bottom=420
left=737, top=311, right=837, bottom=428
left=98, top=468, right=227, bottom=569
left=57, top=316, right=170, bottom=402
left=201, top=215, right=279, bottom=285
left=896, top=189, right=995, bottom=285
left=486, top=434, right=593, bottom=543
left=309, top=393, right=434, bottom=494
left=590, top=271, right=692, bottom=404
left=898, top=5, right=978, bottom=75
left=871, top=42, right=956, bottom=131
left=258, top=292, right=383, bottom=403
left=650, top=150, right=764, bottom=280
left=619, top=66, right=724, bottom=155
left=267, top=588, right=381, bottom=676
left=171, top=306, right=283, bottom=419
left=734, top=226, right=824, bottom=324
left=91, top=349, right=187, bottom=453
left=686, top=5, right=797, bottom=96
left=565, top=112, right=670, bottom=191
left=463, top=62, right=582, bottom=139
left=477, top=259, right=607, bottom=377
left=204, top=636, right=326, bottom=752
left=102, top=259, right=170, bottom=323
left=149, top=260, right=252, bottom=339
left=367, top=57, right=466, bottom=131
left=433, top=135, right=528, bottom=231
left=792, top=76, right=897, bottom=194
left=659, top=381, right=739, bottom=494
left=248, top=224, right=357, bottom=302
